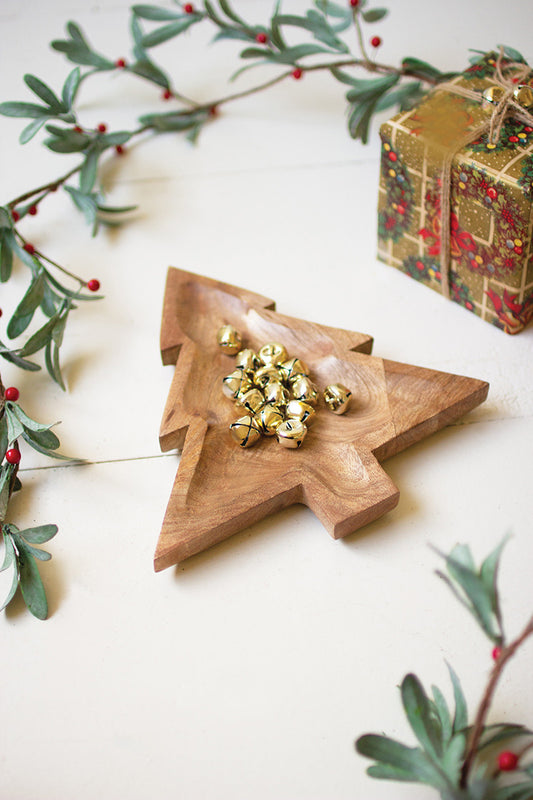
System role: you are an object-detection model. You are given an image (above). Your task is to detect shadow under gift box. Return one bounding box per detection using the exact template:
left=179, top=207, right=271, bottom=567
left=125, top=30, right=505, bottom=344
left=377, top=52, right=533, bottom=334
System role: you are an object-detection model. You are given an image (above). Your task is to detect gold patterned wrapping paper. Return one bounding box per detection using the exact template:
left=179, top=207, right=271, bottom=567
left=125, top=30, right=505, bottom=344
left=377, top=53, right=533, bottom=334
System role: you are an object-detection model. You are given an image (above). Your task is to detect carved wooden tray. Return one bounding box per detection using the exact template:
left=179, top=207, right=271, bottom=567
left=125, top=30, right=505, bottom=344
left=155, top=267, right=488, bottom=571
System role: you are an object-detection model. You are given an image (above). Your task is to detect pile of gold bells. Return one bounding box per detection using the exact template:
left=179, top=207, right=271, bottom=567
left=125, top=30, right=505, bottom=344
left=217, top=324, right=352, bottom=449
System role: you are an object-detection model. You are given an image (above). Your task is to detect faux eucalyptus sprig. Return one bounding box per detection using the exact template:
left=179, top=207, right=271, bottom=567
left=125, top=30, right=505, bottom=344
left=356, top=540, right=533, bottom=799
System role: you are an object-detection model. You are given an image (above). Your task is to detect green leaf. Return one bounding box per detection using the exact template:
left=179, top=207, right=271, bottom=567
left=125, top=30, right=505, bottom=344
left=447, top=663, right=468, bottom=735
left=1, top=528, right=16, bottom=571
left=348, top=98, right=378, bottom=143
left=401, top=674, right=443, bottom=759
left=18, top=524, right=58, bottom=544
left=5, top=407, right=24, bottom=444
left=218, top=0, right=245, bottom=25
left=15, top=537, right=48, bottom=619
left=375, top=81, right=426, bottom=113
left=0, top=341, right=41, bottom=371
left=478, top=723, right=533, bottom=751
left=79, top=149, right=99, bottom=193
left=443, top=546, right=499, bottom=640
left=64, top=186, right=98, bottom=228
left=21, top=430, right=70, bottom=459
left=402, top=57, right=443, bottom=82
left=9, top=402, right=59, bottom=437
left=345, top=73, right=399, bottom=103
left=19, top=117, right=48, bottom=144
left=366, top=763, right=422, bottom=782
left=129, top=58, right=170, bottom=89
left=51, top=25, right=114, bottom=70
left=100, top=131, right=132, bottom=147
left=480, top=536, right=508, bottom=619
left=44, top=340, right=66, bottom=390
left=132, top=4, right=182, bottom=20
left=0, top=235, right=13, bottom=282
left=491, top=782, right=533, bottom=800
left=141, top=17, right=199, bottom=47
left=17, top=311, right=59, bottom=357
left=7, top=271, right=46, bottom=339
left=431, top=684, right=452, bottom=745
left=139, top=109, right=209, bottom=132
left=0, top=415, right=7, bottom=459
left=62, top=67, right=81, bottom=109
left=0, top=101, right=51, bottom=119
left=356, top=734, right=451, bottom=790
left=212, top=28, right=253, bottom=43
left=0, top=535, right=18, bottom=611
left=24, top=74, right=64, bottom=112
left=499, top=45, right=526, bottom=64
left=362, top=7, right=388, bottom=22
left=441, top=732, right=465, bottom=785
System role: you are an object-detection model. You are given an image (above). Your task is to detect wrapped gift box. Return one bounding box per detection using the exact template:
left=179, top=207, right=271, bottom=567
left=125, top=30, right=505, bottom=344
left=377, top=53, right=533, bottom=334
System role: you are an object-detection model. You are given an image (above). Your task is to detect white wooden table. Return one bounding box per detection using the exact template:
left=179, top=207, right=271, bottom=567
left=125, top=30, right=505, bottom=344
left=1, top=1, right=532, bottom=798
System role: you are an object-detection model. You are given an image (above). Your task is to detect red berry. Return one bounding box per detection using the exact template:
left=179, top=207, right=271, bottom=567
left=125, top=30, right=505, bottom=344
left=115, top=145, right=125, bottom=155
left=97, top=123, right=107, bottom=133
left=115, top=58, right=126, bottom=68
left=508, top=135, right=519, bottom=143
left=87, top=279, right=100, bottom=292
left=492, top=645, right=502, bottom=661
left=0, top=308, right=2, bottom=317
left=255, top=32, right=268, bottom=44
left=525, top=126, right=533, bottom=133
left=5, top=449, right=21, bottom=465
left=416, top=260, right=424, bottom=271
left=350, top=0, right=359, bottom=6
left=397, top=205, right=405, bottom=215
left=514, top=246, right=523, bottom=255
left=208, top=105, right=218, bottom=117
left=292, top=68, right=303, bottom=80
left=184, top=3, right=194, bottom=12
left=487, top=187, right=497, bottom=200
left=498, top=751, right=519, bottom=772
left=162, top=89, right=173, bottom=100
left=11, top=210, right=20, bottom=222
left=388, top=151, right=397, bottom=161
left=23, top=243, right=35, bottom=255
left=371, top=36, right=382, bottom=48
left=4, top=387, right=19, bottom=402
left=465, top=301, right=474, bottom=310
left=73, top=126, right=83, bottom=133
left=28, top=205, right=38, bottom=216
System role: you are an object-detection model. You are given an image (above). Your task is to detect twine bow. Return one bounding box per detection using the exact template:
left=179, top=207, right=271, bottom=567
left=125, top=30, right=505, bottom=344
left=430, top=50, right=533, bottom=298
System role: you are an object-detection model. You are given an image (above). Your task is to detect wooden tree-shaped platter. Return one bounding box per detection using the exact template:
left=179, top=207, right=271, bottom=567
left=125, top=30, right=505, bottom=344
left=156, top=267, right=489, bottom=571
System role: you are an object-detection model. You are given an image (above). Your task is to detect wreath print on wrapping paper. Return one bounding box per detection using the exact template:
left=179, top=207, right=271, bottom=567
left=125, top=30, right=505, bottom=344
left=402, top=254, right=476, bottom=312
left=418, top=168, right=527, bottom=281
left=378, top=134, right=414, bottom=243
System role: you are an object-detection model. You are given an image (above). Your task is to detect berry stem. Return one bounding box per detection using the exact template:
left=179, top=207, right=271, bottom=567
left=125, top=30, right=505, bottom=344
left=460, top=614, right=533, bottom=788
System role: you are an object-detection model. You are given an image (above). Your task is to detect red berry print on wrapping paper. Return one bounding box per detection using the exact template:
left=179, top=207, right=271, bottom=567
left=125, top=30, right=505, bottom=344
left=401, top=256, right=476, bottom=312
left=468, top=118, right=533, bottom=156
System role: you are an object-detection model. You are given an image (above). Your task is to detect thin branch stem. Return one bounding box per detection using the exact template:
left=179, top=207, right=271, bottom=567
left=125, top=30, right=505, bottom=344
left=353, top=11, right=372, bottom=66
left=460, top=614, right=533, bottom=788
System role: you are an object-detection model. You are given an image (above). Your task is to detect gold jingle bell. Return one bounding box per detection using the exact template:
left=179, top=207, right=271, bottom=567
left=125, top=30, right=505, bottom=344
left=229, top=415, right=262, bottom=448
left=222, top=368, right=252, bottom=400
left=254, top=364, right=282, bottom=389
left=278, top=357, right=309, bottom=384
left=286, top=399, right=315, bottom=425
left=513, top=84, right=533, bottom=109
left=217, top=324, right=243, bottom=355
left=236, top=387, right=265, bottom=414
left=264, top=380, right=289, bottom=406
left=258, top=342, right=288, bottom=366
left=254, top=406, right=284, bottom=436
left=323, top=383, right=352, bottom=415
left=482, top=85, right=505, bottom=110
left=235, top=348, right=260, bottom=372
left=291, top=375, right=319, bottom=406
left=276, top=419, right=307, bottom=449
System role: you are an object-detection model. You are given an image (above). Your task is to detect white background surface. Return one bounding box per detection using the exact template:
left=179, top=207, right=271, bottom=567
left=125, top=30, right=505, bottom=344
left=0, top=1, right=532, bottom=798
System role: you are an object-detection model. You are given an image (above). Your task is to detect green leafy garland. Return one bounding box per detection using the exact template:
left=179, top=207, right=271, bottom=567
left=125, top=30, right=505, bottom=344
left=357, top=541, right=533, bottom=799
left=0, top=0, right=458, bottom=619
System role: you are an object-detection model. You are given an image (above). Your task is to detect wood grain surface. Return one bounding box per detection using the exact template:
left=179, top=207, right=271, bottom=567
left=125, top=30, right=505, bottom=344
left=156, top=267, right=489, bottom=571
